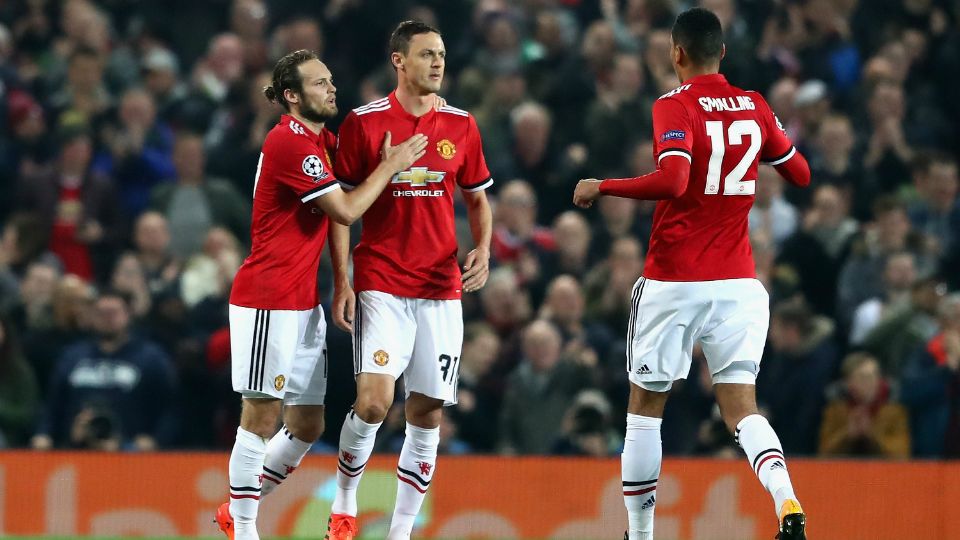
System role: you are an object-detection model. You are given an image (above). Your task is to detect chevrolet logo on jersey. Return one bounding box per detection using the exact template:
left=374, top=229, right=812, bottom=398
left=392, top=167, right=446, bottom=197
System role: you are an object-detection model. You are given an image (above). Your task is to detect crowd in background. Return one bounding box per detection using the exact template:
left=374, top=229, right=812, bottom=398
left=0, top=0, right=958, bottom=459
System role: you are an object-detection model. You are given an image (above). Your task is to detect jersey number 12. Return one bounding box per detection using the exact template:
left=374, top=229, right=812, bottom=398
left=704, top=120, right=760, bottom=196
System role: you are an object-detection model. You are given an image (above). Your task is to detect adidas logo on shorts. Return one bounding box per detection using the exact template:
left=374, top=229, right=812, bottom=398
left=641, top=496, right=656, bottom=510
left=636, top=364, right=652, bottom=375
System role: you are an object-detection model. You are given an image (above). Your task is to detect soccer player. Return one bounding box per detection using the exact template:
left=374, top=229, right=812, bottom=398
left=325, top=20, right=493, bottom=540
left=215, top=49, right=428, bottom=540
left=573, top=8, right=810, bottom=540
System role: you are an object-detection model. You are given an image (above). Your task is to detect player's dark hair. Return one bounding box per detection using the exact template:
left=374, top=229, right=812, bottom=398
left=264, top=49, right=318, bottom=111
left=389, top=20, right=441, bottom=57
left=671, top=8, right=724, bottom=66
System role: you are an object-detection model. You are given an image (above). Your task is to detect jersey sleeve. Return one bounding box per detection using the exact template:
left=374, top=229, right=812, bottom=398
left=652, top=97, right=694, bottom=166
left=457, top=114, right=493, bottom=192
left=333, top=112, right=367, bottom=190
left=757, top=96, right=797, bottom=165
left=272, top=134, right=340, bottom=204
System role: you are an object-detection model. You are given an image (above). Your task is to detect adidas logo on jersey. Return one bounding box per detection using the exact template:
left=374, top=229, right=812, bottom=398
left=636, top=364, right=652, bottom=375
left=288, top=120, right=306, bottom=136
left=641, top=496, right=656, bottom=510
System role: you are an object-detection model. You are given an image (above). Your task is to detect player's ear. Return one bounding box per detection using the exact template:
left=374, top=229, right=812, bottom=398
left=720, top=43, right=726, bottom=62
left=672, top=44, right=683, bottom=67
left=283, top=87, right=300, bottom=105
left=391, top=51, right=404, bottom=72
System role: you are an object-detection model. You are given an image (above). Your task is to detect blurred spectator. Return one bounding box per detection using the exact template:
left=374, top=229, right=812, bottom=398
left=863, top=276, right=946, bottom=377
left=509, top=102, right=562, bottom=215
left=818, top=352, right=910, bottom=458
left=16, top=127, right=123, bottom=282
left=900, top=293, right=960, bottom=458
left=588, top=192, right=647, bottom=262
left=499, top=320, right=596, bottom=454
left=906, top=153, right=959, bottom=258
left=48, top=45, right=111, bottom=124
left=749, top=166, right=798, bottom=249
left=31, top=290, right=176, bottom=450
left=179, top=226, right=242, bottom=309
left=837, top=196, right=930, bottom=324
left=849, top=252, right=917, bottom=345
left=584, top=52, right=651, bottom=176
left=1, top=89, right=54, bottom=216
left=552, top=390, right=619, bottom=456
left=191, top=33, right=244, bottom=105
left=777, top=184, right=856, bottom=315
left=863, top=81, right=914, bottom=192
left=9, top=261, right=60, bottom=335
left=0, top=316, right=39, bottom=448
left=538, top=275, right=611, bottom=371
left=533, top=211, right=592, bottom=298
left=0, top=213, right=57, bottom=312
left=21, top=274, right=94, bottom=395
left=132, top=211, right=181, bottom=297
left=150, top=132, right=250, bottom=258
left=111, top=252, right=152, bottom=320
left=93, top=87, right=175, bottom=216
left=141, top=47, right=189, bottom=124
left=450, top=323, right=501, bottom=452
left=206, top=70, right=280, bottom=194
left=809, top=114, right=871, bottom=218
left=583, top=236, right=644, bottom=335
left=758, top=299, right=839, bottom=455
left=491, top=179, right=554, bottom=265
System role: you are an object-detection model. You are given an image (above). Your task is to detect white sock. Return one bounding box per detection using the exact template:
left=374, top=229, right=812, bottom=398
left=388, top=423, right=439, bottom=540
left=260, top=425, right=312, bottom=497
left=622, top=414, right=661, bottom=540
left=736, top=414, right=798, bottom=516
left=229, top=427, right=267, bottom=540
left=332, top=410, right=381, bottom=516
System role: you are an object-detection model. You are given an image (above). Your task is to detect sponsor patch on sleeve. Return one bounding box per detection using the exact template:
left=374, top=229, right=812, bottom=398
left=659, top=130, right=686, bottom=143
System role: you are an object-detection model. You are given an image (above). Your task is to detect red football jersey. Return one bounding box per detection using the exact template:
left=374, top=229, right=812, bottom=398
left=230, top=115, right=340, bottom=310
left=335, top=92, right=493, bottom=300
left=643, top=73, right=797, bottom=281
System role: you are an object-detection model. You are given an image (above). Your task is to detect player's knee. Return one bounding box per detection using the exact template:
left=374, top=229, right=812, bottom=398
left=240, top=398, right=282, bottom=437
left=287, top=419, right=324, bottom=442
left=354, top=399, right=390, bottom=424
left=285, top=408, right=325, bottom=442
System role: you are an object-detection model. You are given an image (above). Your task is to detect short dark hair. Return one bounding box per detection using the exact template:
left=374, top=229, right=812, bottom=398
left=389, top=20, right=441, bottom=56
left=871, top=195, right=907, bottom=220
left=671, top=8, right=724, bottom=66
left=264, top=49, right=318, bottom=111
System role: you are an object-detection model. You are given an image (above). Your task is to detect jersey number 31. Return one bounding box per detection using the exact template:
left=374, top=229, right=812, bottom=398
left=704, top=120, right=760, bottom=196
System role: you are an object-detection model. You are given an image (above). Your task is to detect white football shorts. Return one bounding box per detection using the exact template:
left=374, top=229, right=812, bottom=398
left=229, top=303, right=328, bottom=405
left=627, top=277, right=770, bottom=392
left=353, top=290, right=463, bottom=405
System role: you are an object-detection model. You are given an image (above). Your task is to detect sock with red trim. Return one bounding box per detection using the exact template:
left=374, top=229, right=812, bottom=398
left=736, top=414, right=798, bottom=516
left=260, top=425, right=312, bottom=497
left=388, top=423, right=439, bottom=540
left=228, top=427, right=267, bottom=540
left=332, top=410, right=381, bottom=516
left=622, top=414, right=661, bottom=540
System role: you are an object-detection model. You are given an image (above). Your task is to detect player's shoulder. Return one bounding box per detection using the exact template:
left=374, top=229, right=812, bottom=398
left=350, top=96, right=392, bottom=119
left=657, top=83, right=694, bottom=102
left=265, top=117, right=315, bottom=148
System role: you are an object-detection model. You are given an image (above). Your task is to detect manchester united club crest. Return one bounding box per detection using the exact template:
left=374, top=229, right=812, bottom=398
left=417, top=461, right=433, bottom=476
left=274, top=374, right=286, bottom=391
left=373, top=349, right=390, bottom=366
left=436, top=139, right=456, bottom=160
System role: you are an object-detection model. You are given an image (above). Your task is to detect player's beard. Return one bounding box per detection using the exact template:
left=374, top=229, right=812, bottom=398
left=299, top=100, right=337, bottom=124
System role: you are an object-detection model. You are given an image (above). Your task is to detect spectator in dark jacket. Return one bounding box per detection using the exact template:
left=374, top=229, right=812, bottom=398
left=758, top=299, right=840, bottom=455
left=900, top=293, right=960, bottom=458
left=30, top=289, right=176, bottom=450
